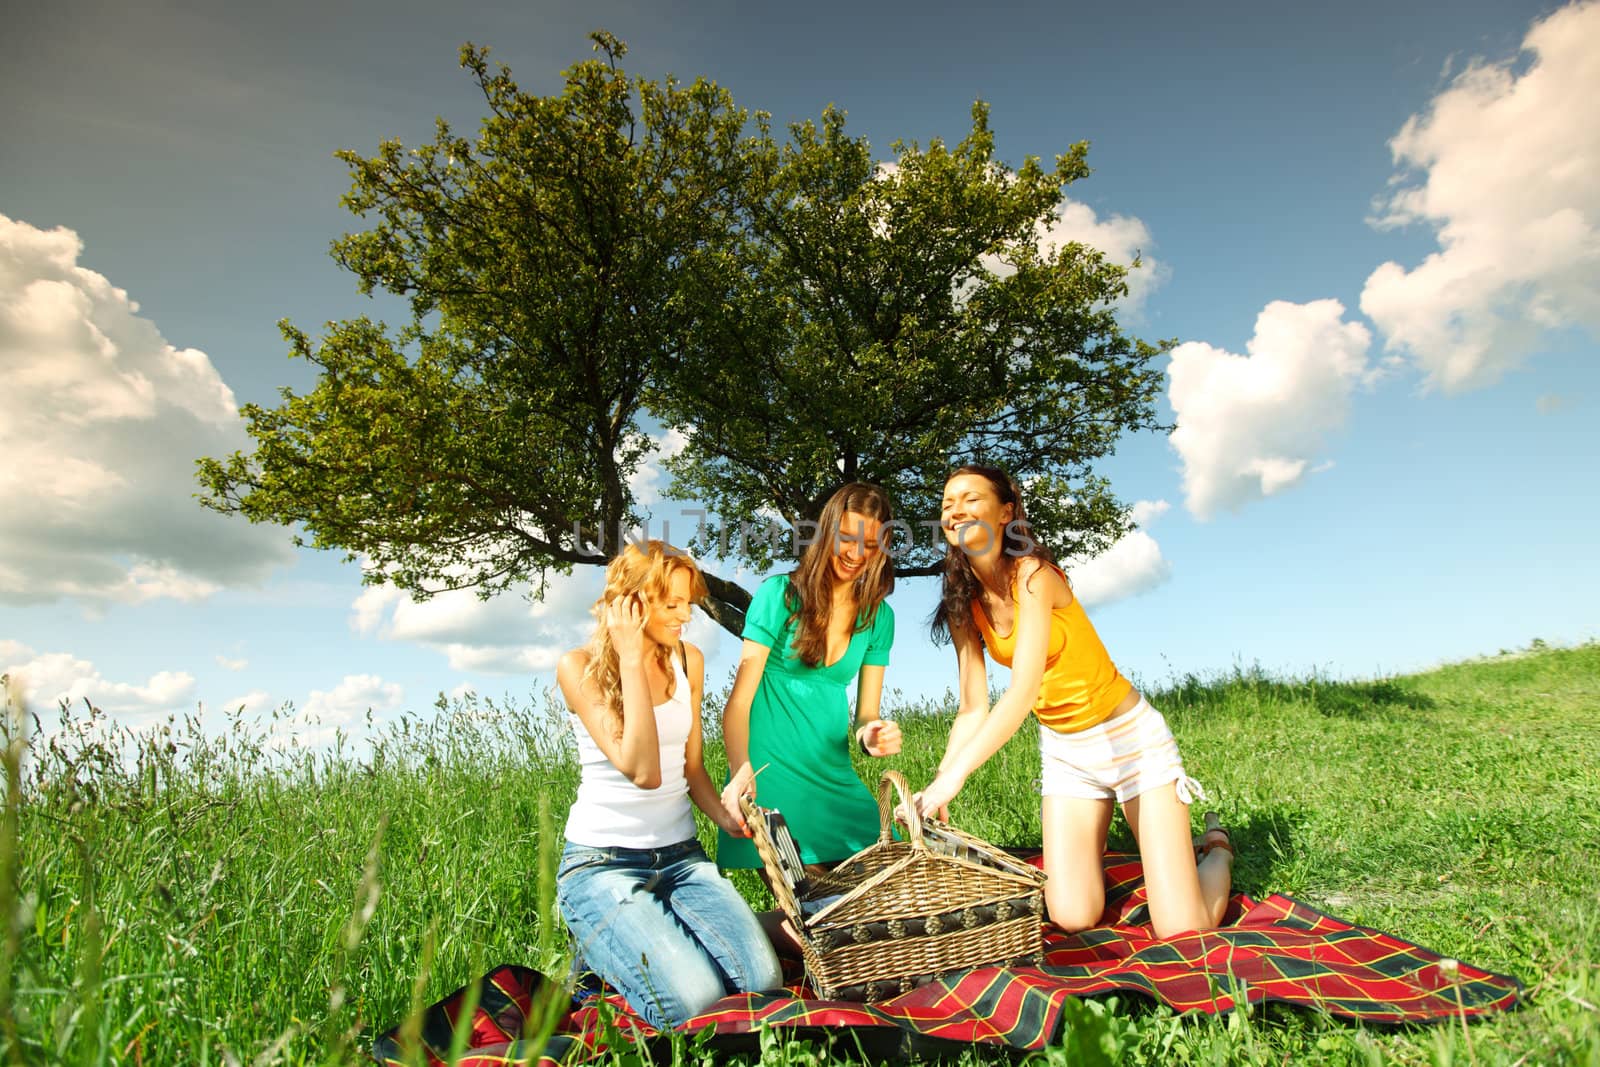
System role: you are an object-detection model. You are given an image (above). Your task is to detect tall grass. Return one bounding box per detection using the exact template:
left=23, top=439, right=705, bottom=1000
left=1, top=682, right=580, bottom=1064
left=1, top=643, right=1597, bottom=1065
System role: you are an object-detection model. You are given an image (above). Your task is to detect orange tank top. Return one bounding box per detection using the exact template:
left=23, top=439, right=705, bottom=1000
left=970, top=563, right=1133, bottom=734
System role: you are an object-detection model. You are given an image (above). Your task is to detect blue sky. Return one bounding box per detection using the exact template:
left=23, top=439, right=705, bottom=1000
left=2, top=0, right=1596, bottom=747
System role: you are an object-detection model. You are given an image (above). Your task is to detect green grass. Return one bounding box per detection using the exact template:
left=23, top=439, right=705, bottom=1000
left=2, top=642, right=1598, bottom=1065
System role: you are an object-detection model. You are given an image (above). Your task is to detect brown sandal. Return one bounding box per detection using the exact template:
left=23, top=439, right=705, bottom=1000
left=1194, top=811, right=1233, bottom=860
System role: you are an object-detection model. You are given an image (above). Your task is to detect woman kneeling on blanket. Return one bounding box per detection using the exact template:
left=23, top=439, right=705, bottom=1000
left=915, top=466, right=1235, bottom=939
left=555, top=541, right=782, bottom=1029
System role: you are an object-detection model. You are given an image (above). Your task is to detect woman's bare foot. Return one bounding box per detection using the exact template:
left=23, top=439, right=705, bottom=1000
left=1193, top=811, right=1233, bottom=860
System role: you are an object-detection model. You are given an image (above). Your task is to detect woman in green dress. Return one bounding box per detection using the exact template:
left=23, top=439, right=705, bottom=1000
left=717, top=483, right=903, bottom=873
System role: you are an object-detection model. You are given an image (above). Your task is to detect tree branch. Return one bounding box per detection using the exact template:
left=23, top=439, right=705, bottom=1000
left=699, top=571, right=753, bottom=636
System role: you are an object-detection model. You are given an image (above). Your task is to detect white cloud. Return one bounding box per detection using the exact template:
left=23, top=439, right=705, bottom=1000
left=221, top=689, right=272, bottom=716
left=352, top=567, right=605, bottom=674
left=352, top=546, right=731, bottom=677
left=0, top=643, right=385, bottom=756
left=272, top=673, right=404, bottom=750
left=878, top=159, right=1166, bottom=316
left=683, top=607, right=727, bottom=666
left=1535, top=393, right=1572, bottom=415
left=1066, top=500, right=1172, bottom=607
left=348, top=423, right=732, bottom=677
left=977, top=197, right=1168, bottom=317
left=0, top=639, right=195, bottom=720
left=627, top=426, right=691, bottom=508
left=215, top=654, right=248, bottom=671
left=0, top=214, right=294, bottom=606
left=1360, top=1, right=1600, bottom=391
left=1032, top=200, right=1170, bottom=316
left=1169, top=299, right=1373, bottom=519
left=302, top=673, right=402, bottom=724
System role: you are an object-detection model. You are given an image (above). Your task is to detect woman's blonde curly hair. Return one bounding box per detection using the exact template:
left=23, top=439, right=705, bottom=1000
left=580, top=540, right=709, bottom=739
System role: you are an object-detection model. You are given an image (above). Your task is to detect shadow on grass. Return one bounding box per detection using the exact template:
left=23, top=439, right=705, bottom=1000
left=1308, top=679, right=1436, bottom=719
left=1228, top=805, right=1311, bottom=899
left=1093, top=803, right=1304, bottom=902
left=1155, top=669, right=1436, bottom=722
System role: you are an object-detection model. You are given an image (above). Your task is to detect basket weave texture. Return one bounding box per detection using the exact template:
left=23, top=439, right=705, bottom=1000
left=741, top=770, right=1046, bottom=1001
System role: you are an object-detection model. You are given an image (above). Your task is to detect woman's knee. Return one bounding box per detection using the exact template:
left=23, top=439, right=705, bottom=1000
left=1144, top=878, right=1215, bottom=938
left=744, top=942, right=784, bottom=992
left=652, top=957, right=728, bottom=1026
left=699, top=914, right=783, bottom=993
left=1046, top=902, right=1102, bottom=932
left=1045, top=886, right=1104, bottom=932
left=670, top=859, right=783, bottom=993
left=657, top=934, right=780, bottom=1023
left=1149, top=911, right=1213, bottom=939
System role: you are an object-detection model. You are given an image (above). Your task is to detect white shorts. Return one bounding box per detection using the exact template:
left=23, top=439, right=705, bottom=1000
left=1038, top=696, right=1206, bottom=804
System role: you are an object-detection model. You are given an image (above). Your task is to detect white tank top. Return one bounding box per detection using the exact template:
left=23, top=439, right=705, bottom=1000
left=563, top=650, right=698, bottom=848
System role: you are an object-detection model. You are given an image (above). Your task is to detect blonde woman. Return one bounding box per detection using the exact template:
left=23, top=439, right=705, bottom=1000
left=555, top=541, right=782, bottom=1029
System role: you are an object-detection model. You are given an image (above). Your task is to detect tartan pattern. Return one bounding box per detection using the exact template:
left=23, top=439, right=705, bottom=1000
left=1037, top=852, right=1522, bottom=1024
left=373, top=852, right=1522, bottom=1064
left=370, top=964, right=579, bottom=1067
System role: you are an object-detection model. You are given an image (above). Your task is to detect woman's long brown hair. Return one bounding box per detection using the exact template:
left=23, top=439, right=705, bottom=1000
left=580, top=540, right=709, bottom=739
left=785, top=483, right=895, bottom=667
left=929, top=464, right=1055, bottom=642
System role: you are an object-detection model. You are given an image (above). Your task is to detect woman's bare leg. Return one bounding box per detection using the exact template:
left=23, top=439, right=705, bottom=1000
left=752, top=862, right=840, bottom=957
left=1122, top=781, right=1232, bottom=937
left=754, top=909, right=803, bottom=957
left=1195, top=847, right=1233, bottom=927
left=1041, top=795, right=1115, bottom=932
left=1194, top=812, right=1234, bottom=927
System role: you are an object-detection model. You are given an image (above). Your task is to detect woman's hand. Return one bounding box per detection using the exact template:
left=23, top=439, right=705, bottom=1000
left=913, top=768, right=965, bottom=822
left=715, top=806, right=752, bottom=839
left=856, top=719, right=902, bottom=757
left=605, top=594, right=648, bottom=663
left=719, top=761, right=756, bottom=836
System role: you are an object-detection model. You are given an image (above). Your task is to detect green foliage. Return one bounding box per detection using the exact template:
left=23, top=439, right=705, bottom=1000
left=661, top=103, right=1166, bottom=571
left=197, top=34, right=750, bottom=610
left=196, top=34, right=1166, bottom=632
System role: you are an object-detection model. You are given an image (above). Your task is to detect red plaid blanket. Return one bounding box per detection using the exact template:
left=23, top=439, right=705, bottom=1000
left=373, top=852, right=1522, bottom=1065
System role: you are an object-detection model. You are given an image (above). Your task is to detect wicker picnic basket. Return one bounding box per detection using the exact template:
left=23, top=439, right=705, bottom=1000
left=740, top=769, right=1046, bottom=1001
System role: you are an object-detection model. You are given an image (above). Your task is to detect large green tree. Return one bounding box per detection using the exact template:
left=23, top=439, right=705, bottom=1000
left=660, top=104, right=1167, bottom=578
left=198, top=35, right=758, bottom=628
left=199, top=36, right=1166, bottom=637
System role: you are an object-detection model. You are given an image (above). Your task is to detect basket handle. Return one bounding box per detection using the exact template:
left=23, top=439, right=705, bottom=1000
left=739, top=794, right=805, bottom=927
left=876, top=769, right=926, bottom=851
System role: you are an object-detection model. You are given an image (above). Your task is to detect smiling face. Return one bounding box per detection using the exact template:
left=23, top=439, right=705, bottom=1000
left=941, top=472, right=1015, bottom=558
left=831, top=510, right=883, bottom=585
left=643, top=566, right=695, bottom=647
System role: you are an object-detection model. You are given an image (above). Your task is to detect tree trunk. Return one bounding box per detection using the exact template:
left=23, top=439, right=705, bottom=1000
left=700, top=571, right=753, bottom=636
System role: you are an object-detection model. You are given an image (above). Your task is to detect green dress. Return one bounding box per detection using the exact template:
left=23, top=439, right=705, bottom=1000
left=717, top=574, right=895, bottom=869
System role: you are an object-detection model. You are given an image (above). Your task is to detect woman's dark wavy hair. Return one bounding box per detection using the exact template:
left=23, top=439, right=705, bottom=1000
left=786, top=482, right=895, bottom=668
left=929, top=464, right=1055, bottom=642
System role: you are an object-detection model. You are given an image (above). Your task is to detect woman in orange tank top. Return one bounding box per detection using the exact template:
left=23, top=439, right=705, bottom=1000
left=914, top=465, right=1235, bottom=938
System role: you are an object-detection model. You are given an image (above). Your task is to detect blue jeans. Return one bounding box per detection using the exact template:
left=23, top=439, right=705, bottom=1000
left=556, top=838, right=782, bottom=1029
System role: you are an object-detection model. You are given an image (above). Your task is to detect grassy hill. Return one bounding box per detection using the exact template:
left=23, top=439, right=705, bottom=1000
left=3, top=642, right=1597, bottom=1064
